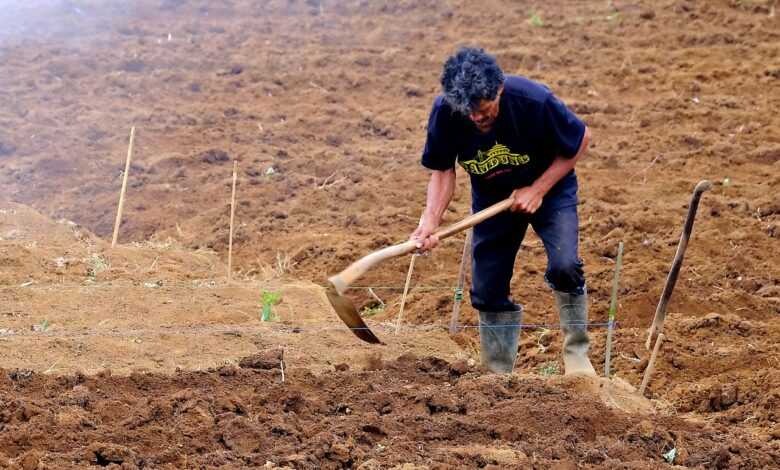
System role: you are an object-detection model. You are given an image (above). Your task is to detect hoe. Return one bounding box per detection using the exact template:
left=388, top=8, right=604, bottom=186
left=326, top=196, right=514, bottom=343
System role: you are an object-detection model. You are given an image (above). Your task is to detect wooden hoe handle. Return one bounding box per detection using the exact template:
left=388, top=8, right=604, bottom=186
left=645, top=180, right=712, bottom=349
left=328, top=197, right=514, bottom=294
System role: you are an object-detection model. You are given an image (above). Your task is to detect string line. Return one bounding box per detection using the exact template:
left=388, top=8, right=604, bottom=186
left=0, top=321, right=618, bottom=339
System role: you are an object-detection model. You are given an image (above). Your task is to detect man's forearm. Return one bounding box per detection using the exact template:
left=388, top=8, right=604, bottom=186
left=531, top=156, right=578, bottom=195
left=423, top=168, right=456, bottom=226
left=531, top=126, right=590, bottom=195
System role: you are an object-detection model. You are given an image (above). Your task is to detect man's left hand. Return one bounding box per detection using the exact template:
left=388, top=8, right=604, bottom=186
left=511, top=186, right=544, bottom=214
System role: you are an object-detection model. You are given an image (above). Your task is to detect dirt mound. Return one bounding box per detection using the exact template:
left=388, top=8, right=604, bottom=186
left=0, top=200, right=222, bottom=286
left=2, top=354, right=777, bottom=469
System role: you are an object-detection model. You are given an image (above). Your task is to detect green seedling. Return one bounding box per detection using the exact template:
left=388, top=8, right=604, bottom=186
left=539, top=361, right=560, bottom=376
left=529, top=11, right=544, bottom=27
left=360, top=304, right=385, bottom=318
left=260, top=290, right=281, bottom=321
left=35, top=319, right=50, bottom=332
left=86, top=254, right=109, bottom=280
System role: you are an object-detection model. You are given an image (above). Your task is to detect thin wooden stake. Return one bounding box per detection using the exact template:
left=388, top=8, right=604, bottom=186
left=640, top=333, right=665, bottom=395
left=397, top=212, right=425, bottom=334
left=449, top=229, right=472, bottom=335
left=367, top=288, right=385, bottom=309
left=280, top=349, right=285, bottom=383
left=395, top=253, right=417, bottom=334
left=227, top=160, right=238, bottom=282
left=111, top=126, right=135, bottom=248
left=604, top=241, right=624, bottom=377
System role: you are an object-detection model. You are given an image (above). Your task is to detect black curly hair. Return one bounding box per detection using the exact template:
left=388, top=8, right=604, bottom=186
left=440, top=47, right=505, bottom=115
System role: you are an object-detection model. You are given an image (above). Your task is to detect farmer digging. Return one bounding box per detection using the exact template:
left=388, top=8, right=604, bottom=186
left=411, top=47, right=595, bottom=376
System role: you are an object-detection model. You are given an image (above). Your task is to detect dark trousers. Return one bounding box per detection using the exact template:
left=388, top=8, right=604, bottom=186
left=470, top=201, right=585, bottom=312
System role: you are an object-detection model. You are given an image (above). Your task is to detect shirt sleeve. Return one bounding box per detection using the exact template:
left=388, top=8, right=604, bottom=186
left=542, top=94, right=586, bottom=159
left=421, top=98, right=457, bottom=171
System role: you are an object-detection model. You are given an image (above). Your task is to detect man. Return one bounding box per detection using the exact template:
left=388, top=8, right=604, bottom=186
left=410, top=47, right=595, bottom=376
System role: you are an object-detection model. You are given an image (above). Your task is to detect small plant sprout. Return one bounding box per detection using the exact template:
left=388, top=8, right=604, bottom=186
left=539, top=361, right=559, bottom=376
left=33, top=319, right=50, bottom=332
left=86, top=254, right=110, bottom=280
left=260, top=290, right=282, bottom=321
left=529, top=11, right=544, bottom=27
left=360, top=303, right=385, bottom=318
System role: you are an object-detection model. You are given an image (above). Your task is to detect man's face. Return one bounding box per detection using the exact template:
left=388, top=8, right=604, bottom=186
left=468, top=86, right=503, bottom=133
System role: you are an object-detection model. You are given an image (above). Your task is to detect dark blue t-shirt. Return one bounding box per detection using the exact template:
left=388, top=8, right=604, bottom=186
left=421, top=75, right=585, bottom=210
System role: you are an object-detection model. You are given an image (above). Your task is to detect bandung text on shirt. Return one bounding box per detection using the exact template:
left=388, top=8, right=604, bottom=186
left=459, top=143, right=530, bottom=176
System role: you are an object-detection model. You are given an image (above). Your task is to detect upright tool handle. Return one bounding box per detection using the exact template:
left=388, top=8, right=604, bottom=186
left=645, top=180, right=711, bottom=349
left=328, top=197, right=514, bottom=294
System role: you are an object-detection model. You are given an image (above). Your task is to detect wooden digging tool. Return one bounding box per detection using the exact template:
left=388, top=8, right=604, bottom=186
left=645, top=180, right=712, bottom=350
left=326, top=196, right=515, bottom=344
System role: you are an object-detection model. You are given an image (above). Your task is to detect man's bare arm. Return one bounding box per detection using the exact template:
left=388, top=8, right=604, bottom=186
left=512, top=126, right=590, bottom=213
left=410, top=168, right=456, bottom=250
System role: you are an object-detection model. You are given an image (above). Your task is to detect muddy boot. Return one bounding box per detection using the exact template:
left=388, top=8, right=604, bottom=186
left=479, top=308, right=522, bottom=374
left=554, top=289, right=597, bottom=376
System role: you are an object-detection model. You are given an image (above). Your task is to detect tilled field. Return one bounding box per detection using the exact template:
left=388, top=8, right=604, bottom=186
left=0, top=0, right=779, bottom=468
left=1, top=355, right=777, bottom=469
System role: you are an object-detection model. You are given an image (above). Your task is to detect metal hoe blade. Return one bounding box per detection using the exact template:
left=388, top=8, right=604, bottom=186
left=325, top=282, right=382, bottom=344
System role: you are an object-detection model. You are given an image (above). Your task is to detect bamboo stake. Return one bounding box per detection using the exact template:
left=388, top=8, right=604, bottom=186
left=604, top=241, right=624, bottom=377
left=111, top=126, right=135, bottom=248
left=394, top=253, right=417, bottom=334
left=449, top=229, right=472, bottom=335
left=639, top=333, right=665, bottom=395
left=367, top=288, right=385, bottom=309
left=396, top=212, right=425, bottom=334
left=227, top=160, right=238, bottom=282
left=280, top=349, right=285, bottom=383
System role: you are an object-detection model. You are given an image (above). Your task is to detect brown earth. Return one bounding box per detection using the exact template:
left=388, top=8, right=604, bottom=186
left=0, top=359, right=776, bottom=469
left=1, top=0, right=779, bottom=468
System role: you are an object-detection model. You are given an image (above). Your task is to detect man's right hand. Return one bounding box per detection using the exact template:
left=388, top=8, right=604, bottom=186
left=410, top=218, right=440, bottom=252
left=412, top=168, right=455, bottom=252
